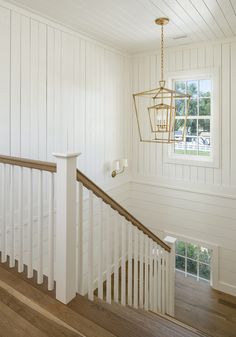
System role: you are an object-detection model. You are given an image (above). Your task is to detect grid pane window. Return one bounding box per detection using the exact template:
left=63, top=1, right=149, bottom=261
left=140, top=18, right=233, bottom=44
left=175, top=240, right=212, bottom=282
left=174, top=78, right=212, bottom=158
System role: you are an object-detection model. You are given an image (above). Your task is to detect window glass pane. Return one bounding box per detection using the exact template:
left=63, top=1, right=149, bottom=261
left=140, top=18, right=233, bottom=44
left=187, top=81, right=198, bottom=97
left=198, top=119, right=210, bottom=136
left=199, top=263, right=210, bottom=280
left=189, top=99, right=198, bottom=116
left=200, top=80, right=211, bottom=97
left=175, top=119, right=184, bottom=133
left=186, top=137, right=198, bottom=155
left=175, top=81, right=186, bottom=93
left=175, top=99, right=185, bottom=116
left=187, top=259, right=197, bottom=276
left=199, top=247, right=212, bottom=264
left=173, top=78, right=212, bottom=159
left=187, top=243, right=199, bottom=260
left=176, top=256, right=185, bottom=271
left=186, top=119, right=197, bottom=136
left=199, top=98, right=211, bottom=116
left=176, top=241, right=186, bottom=256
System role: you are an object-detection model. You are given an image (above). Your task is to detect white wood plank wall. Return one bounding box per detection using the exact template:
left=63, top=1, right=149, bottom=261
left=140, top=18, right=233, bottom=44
left=131, top=42, right=236, bottom=186
left=0, top=3, right=131, bottom=186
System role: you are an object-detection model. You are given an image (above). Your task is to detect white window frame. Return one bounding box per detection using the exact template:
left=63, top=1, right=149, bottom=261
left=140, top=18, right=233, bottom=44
left=164, top=68, right=220, bottom=168
left=164, top=231, right=219, bottom=291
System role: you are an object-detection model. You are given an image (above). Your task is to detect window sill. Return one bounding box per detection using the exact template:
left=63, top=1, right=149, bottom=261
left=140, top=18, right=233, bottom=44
left=165, top=153, right=219, bottom=168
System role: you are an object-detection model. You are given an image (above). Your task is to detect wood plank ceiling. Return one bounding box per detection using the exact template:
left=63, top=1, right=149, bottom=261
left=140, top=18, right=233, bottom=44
left=4, top=0, right=236, bottom=53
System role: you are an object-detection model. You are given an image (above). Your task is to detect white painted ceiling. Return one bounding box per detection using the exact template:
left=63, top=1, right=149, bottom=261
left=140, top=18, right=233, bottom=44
left=5, top=0, right=236, bottom=53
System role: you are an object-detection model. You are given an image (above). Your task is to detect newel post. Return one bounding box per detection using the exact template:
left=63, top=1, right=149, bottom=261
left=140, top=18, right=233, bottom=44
left=164, top=236, right=176, bottom=316
left=53, top=152, right=79, bottom=304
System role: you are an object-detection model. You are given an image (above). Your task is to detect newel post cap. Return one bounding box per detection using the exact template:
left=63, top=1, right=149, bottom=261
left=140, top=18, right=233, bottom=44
left=53, top=152, right=81, bottom=159
left=164, top=236, right=177, bottom=245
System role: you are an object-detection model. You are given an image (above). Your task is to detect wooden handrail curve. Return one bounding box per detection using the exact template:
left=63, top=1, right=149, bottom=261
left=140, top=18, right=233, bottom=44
left=77, top=169, right=170, bottom=252
left=0, top=155, right=57, bottom=172
left=0, top=155, right=170, bottom=252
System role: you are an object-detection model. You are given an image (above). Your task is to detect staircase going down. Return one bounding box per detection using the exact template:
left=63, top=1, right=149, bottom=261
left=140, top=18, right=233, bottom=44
left=0, top=154, right=209, bottom=337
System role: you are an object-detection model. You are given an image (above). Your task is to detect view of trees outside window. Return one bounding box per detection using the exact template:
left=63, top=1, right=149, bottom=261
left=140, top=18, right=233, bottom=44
left=175, top=240, right=212, bottom=282
left=174, top=79, right=212, bottom=157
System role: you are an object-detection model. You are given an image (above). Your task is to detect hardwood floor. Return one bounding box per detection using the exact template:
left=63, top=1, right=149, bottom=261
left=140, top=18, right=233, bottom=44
left=0, top=265, right=116, bottom=337
left=0, top=263, right=206, bottom=337
left=175, top=271, right=236, bottom=337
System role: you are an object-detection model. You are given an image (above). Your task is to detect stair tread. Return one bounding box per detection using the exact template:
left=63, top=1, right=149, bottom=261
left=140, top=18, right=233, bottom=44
left=96, top=298, right=190, bottom=336
left=0, top=265, right=116, bottom=337
left=0, top=300, right=49, bottom=337
left=69, top=294, right=208, bottom=337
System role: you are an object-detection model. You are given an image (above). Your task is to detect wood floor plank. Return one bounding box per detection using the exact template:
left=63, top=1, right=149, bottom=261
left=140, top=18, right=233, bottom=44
left=0, top=287, right=81, bottom=337
left=175, top=271, right=236, bottom=337
left=0, top=265, right=116, bottom=337
left=0, top=301, right=48, bottom=337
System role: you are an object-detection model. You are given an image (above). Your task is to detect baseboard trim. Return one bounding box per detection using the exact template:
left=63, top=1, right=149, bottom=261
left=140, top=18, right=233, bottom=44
left=218, top=281, right=236, bottom=297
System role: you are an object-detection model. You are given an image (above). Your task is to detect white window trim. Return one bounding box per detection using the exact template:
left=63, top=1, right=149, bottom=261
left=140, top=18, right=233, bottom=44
left=164, top=68, right=220, bottom=168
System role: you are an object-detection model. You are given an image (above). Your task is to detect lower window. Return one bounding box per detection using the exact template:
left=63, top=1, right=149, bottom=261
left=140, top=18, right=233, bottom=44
left=175, top=240, right=212, bottom=282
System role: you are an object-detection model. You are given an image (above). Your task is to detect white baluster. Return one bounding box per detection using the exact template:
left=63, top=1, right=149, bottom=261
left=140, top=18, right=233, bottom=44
left=121, top=218, right=126, bottom=306
left=106, top=205, right=111, bottom=304
left=97, top=198, right=103, bottom=300
left=133, top=227, right=138, bottom=309
left=18, top=167, right=24, bottom=273
left=157, top=245, right=161, bottom=312
left=164, top=236, right=176, bottom=316
left=27, top=169, right=33, bottom=278
left=149, top=239, right=154, bottom=311
left=37, top=170, right=43, bottom=284
left=144, top=235, right=149, bottom=311
left=128, top=223, right=133, bottom=306
left=48, top=172, right=55, bottom=291
left=161, top=249, right=166, bottom=314
left=153, top=243, right=158, bottom=313
left=1, top=164, right=7, bottom=263
left=165, top=250, right=169, bottom=314
left=9, top=165, right=15, bottom=268
left=114, top=212, right=119, bottom=303
left=77, top=182, right=83, bottom=295
left=88, top=190, right=94, bottom=301
left=153, top=242, right=158, bottom=312
left=139, top=231, right=144, bottom=309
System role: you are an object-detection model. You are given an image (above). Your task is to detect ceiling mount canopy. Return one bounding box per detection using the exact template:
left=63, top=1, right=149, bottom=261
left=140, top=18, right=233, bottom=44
left=133, top=18, right=191, bottom=144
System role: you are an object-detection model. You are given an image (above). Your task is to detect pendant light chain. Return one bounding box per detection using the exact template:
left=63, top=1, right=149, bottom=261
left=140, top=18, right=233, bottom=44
left=161, top=23, right=164, bottom=81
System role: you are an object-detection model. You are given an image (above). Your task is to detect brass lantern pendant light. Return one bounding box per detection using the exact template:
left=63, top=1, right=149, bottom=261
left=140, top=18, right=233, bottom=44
left=133, top=18, right=191, bottom=144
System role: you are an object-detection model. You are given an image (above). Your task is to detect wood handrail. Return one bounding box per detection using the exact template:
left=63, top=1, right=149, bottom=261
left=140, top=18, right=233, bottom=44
left=77, top=169, right=170, bottom=252
left=0, top=155, right=57, bottom=172
left=0, top=154, right=170, bottom=252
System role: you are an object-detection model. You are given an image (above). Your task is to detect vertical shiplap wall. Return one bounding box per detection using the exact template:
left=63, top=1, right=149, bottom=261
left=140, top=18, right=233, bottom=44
left=131, top=41, right=236, bottom=188
left=0, top=4, right=131, bottom=185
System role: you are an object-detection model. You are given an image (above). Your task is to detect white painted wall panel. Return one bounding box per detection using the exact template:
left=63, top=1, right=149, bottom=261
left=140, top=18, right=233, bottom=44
left=0, top=7, right=10, bottom=155
left=131, top=41, right=236, bottom=188
left=0, top=4, right=131, bottom=187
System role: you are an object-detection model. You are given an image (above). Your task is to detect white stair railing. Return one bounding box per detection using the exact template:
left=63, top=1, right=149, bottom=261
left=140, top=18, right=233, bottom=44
left=0, top=155, right=56, bottom=291
left=0, top=153, right=175, bottom=316
left=76, top=169, right=176, bottom=316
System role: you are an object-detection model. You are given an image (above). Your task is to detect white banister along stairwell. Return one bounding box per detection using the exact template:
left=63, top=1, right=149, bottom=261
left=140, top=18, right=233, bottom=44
left=0, top=153, right=176, bottom=316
